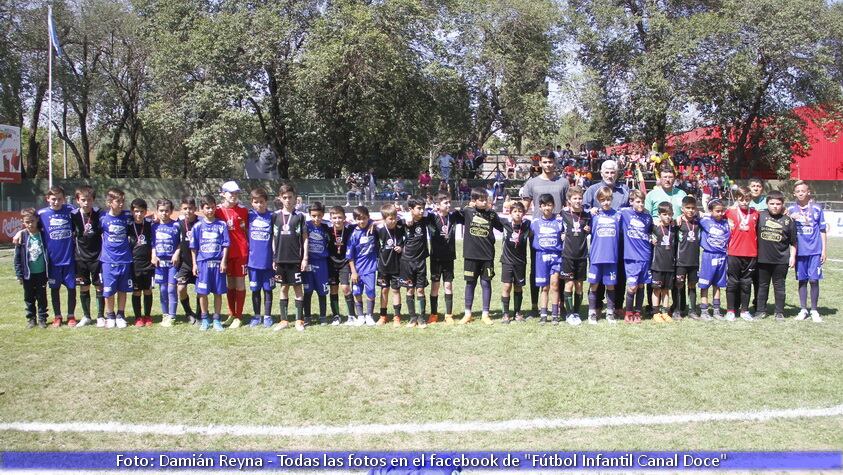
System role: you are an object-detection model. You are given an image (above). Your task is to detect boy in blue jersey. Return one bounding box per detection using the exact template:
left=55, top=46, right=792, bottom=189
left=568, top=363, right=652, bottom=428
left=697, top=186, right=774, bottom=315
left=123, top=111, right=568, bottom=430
left=698, top=199, right=730, bottom=320
left=304, top=201, right=332, bottom=325
left=531, top=194, right=565, bottom=325
left=100, top=188, right=134, bottom=329
left=788, top=181, right=827, bottom=322
left=347, top=206, right=379, bottom=323
left=152, top=199, right=181, bottom=327
left=619, top=190, right=653, bottom=324
left=191, top=194, right=230, bottom=331
left=39, top=186, right=77, bottom=327
left=587, top=186, right=621, bottom=324
left=247, top=187, right=275, bottom=328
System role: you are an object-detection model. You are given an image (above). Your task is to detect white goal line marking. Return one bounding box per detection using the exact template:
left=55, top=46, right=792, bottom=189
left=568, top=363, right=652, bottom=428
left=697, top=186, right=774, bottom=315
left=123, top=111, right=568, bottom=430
left=1, top=405, right=842, bottom=438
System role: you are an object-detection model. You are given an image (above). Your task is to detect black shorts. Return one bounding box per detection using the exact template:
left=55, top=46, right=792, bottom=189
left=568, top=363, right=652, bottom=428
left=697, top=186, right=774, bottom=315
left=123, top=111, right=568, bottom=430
left=400, top=259, right=428, bottom=288
left=500, top=262, right=526, bottom=286
left=430, top=259, right=455, bottom=283
left=377, top=272, right=401, bottom=289
left=176, top=262, right=196, bottom=285
left=75, top=259, right=102, bottom=286
left=275, top=263, right=303, bottom=285
left=464, top=259, right=495, bottom=282
left=133, top=269, right=154, bottom=291
left=650, top=270, right=674, bottom=289
left=328, top=261, right=351, bottom=286
left=560, top=257, right=587, bottom=281
left=675, top=266, right=699, bottom=284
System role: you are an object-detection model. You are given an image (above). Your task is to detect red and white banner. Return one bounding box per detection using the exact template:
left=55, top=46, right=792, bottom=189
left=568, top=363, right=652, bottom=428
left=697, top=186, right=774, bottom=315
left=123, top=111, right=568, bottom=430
left=0, top=125, right=22, bottom=184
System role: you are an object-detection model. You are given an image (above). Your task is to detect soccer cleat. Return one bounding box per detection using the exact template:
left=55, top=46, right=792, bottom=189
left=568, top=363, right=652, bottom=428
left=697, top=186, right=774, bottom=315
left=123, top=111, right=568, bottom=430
left=712, top=311, right=724, bottom=321
left=187, top=314, right=197, bottom=325
left=222, top=316, right=235, bottom=326
left=418, top=319, right=427, bottom=329
left=566, top=314, right=580, bottom=326
left=605, top=311, right=617, bottom=324
left=38, top=318, right=47, bottom=328
left=76, top=316, right=91, bottom=328
left=661, top=313, right=674, bottom=323
left=320, top=316, right=328, bottom=326
left=444, top=314, right=455, bottom=325
left=723, top=311, right=736, bottom=322
left=67, top=317, right=78, bottom=327
left=295, top=320, right=305, bottom=332
left=393, top=315, right=402, bottom=327
left=624, top=311, right=633, bottom=324
left=134, top=317, right=145, bottom=327
left=755, top=312, right=767, bottom=320
left=538, top=315, right=547, bottom=325
left=229, top=317, right=242, bottom=329
left=551, top=315, right=559, bottom=325
left=688, top=311, right=700, bottom=321
left=274, top=320, right=290, bottom=331
left=331, top=315, right=341, bottom=326
left=740, top=311, right=753, bottom=322
left=116, top=317, right=128, bottom=328
left=810, top=310, right=823, bottom=323
left=249, top=316, right=261, bottom=327
left=775, top=313, right=785, bottom=321
left=376, top=316, right=387, bottom=326
left=652, top=313, right=665, bottom=323
left=160, top=315, right=174, bottom=327
left=672, top=311, right=682, bottom=321
left=213, top=320, right=224, bottom=332
left=263, top=316, right=274, bottom=328
left=406, top=318, right=417, bottom=329
left=515, top=313, right=526, bottom=323
left=501, top=315, right=511, bottom=324
left=26, top=318, right=35, bottom=329
left=427, top=313, right=438, bottom=324
left=51, top=317, right=62, bottom=328
left=587, top=314, right=598, bottom=325
left=144, top=316, right=153, bottom=327
left=354, top=316, right=366, bottom=327
left=795, top=309, right=809, bottom=321
left=458, top=315, right=473, bottom=325
left=364, top=315, right=376, bottom=326
left=345, top=315, right=357, bottom=326
left=200, top=318, right=210, bottom=331
left=481, top=315, right=494, bottom=325
left=96, top=317, right=106, bottom=328
left=633, top=311, right=642, bottom=324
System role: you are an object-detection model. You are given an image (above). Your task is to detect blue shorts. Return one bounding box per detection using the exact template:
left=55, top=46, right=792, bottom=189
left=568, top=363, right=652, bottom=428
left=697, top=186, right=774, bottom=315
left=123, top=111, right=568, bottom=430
left=155, top=262, right=178, bottom=286
left=303, top=259, right=330, bottom=296
left=101, top=263, right=133, bottom=297
left=795, top=255, right=823, bottom=281
left=534, top=251, right=561, bottom=287
left=352, top=272, right=376, bottom=299
left=624, top=259, right=651, bottom=287
left=588, top=263, right=617, bottom=285
left=47, top=262, right=76, bottom=289
left=698, top=251, right=727, bottom=289
left=249, top=267, right=276, bottom=292
left=196, top=260, right=227, bottom=295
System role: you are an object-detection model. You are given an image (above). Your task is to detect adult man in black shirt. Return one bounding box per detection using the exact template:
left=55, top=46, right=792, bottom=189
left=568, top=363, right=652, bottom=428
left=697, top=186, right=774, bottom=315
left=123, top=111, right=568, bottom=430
left=70, top=185, right=103, bottom=327
left=755, top=191, right=797, bottom=320
left=427, top=192, right=464, bottom=324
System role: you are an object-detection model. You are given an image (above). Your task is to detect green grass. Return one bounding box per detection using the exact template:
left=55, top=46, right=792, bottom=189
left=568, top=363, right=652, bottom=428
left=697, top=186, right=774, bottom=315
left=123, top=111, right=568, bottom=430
left=0, top=239, right=842, bottom=450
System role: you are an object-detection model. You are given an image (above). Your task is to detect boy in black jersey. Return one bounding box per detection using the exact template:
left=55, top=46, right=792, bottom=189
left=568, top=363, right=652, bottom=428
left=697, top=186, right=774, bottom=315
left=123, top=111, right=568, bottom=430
left=675, top=196, right=701, bottom=320
left=273, top=183, right=309, bottom=332
left=327, top=205, right=357, bottom=326
left=755, top=190, right=796, bottom=320
left=176, top=197, right=200, bottom=324
left=460, top=187, right=504, bottom=325
left=560, top=186, right=590, bottom=325
left=500, top=201, right=531, bottom=323
left=427, top=192, right=463, bottom=324
left=376, top=204, right=405, bottom=326
left=71, top=185, right=104, bottom=327
left=128, top=198, right=155, bottom=327
left=649, top=202, right=678, bottom=323
left=402, top=197, right=434, bottom=328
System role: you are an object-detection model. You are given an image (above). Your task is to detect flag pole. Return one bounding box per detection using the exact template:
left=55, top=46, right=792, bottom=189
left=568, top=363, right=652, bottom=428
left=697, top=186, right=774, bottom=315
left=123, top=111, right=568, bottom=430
left=47, top=4, right=53, bottom=189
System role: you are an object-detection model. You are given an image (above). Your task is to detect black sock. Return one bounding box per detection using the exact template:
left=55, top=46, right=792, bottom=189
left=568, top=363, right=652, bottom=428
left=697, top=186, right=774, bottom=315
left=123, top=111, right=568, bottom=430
left=294, top=299, right=303, bottom=321
left=626, top=290, right=635, bottom=312
left=330, top=294, right=340, bottom=316
left=513, top=291, right=523, bottom=314
left=393, top=304, right=401, bottom=317
left=66, top=288, right=76, bottom=317
left=80, top=290, right=91, bottom=318
left=587, top=289, right=597, bottom=312
left=96, top=290, right=105, bottom=318
left=252, top=290, right=261, bottom=316
left=564, top=291, right=573, bottom=314
left=502, top=296, right=511, bottom=316
left=143, top=294, right=152, bottom=316
left=51, top=287, right=62, bottom=316
left=688, top=285, right=697, bottom=311
left=430, top=295, right=439, bottom=315
left=345, top=295, right=357, bottom=316
left=132, top=294, right=142, bottom=318
left=418, top=295, right=426, bottom=318
left=635, top=287, right=645, bottom=312
left=406, top=295, right=416, bottom=318
left=445, top=293, right=453, bottom=315
left=318, top=294, right=327, bottom=318
left=380, top=306, right=387, bottom=317
left=606, top=289, right=616, bottom=312
left=303, top=291, right=313, bottom=320
left=180, top=297, right=193, bottom=317
left=574, top=292, right=583, bottom=314
left=279, top=298, right=289, bottom=321
left=263, top=290, right=273, bottom=316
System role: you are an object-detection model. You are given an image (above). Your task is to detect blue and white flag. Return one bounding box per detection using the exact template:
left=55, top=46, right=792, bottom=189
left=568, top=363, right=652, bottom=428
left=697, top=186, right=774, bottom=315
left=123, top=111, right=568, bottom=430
left=48, top=9, right=63, bottom=58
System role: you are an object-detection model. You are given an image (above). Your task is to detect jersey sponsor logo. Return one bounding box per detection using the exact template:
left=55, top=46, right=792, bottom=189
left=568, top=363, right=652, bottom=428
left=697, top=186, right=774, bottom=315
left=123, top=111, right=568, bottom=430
left=156, top=243, right=175, bottom=255
left=49, top=216, right=69, bottom=228
left=538, top=237, right=559, bottom=248
left=50, top=228, right=72, bottom=240
left=469, top=215, right=490, bottom=238
left=107, top=223, right=127, bottom=243
left=596, top=225, right=616, bottom=238
left=202, top=230, right=220, bottom=240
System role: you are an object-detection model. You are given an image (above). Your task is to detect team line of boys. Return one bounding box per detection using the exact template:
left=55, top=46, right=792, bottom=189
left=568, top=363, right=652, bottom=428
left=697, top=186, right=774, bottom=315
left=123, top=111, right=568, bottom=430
left=13, top=178, right=827, bottom=331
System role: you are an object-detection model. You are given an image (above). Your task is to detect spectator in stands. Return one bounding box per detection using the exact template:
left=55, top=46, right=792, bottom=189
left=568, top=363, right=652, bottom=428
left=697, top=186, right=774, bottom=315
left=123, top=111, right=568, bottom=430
left=530, top=153, right=542, bottom=177
left=458, top=178, right=471, bottom=201
left=392, top=178, right=407, bottom=201
left=418, top=170, right=432, bottom=195
left=364, top=168, right=377, bottom=204
left=493, top=169, right=506, bottom=198
left=438, top=151, right=455, bottom=183
left=437, top=180, right=450, bottom=198
left=344, top=172, right=363, bottom=207
left=473, top=151, right=486, bottom=177
left=505, top=155, right=517, bottom=179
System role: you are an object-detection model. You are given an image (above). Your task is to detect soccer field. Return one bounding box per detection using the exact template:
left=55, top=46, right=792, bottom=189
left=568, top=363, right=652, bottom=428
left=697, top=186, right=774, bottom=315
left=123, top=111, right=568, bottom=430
left=1, top=239, right=842, bottom=451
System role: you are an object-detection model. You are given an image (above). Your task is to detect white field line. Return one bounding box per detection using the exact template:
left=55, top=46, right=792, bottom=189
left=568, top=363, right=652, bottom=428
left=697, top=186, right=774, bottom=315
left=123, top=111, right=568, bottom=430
left=1, top=405, right=842, bottom=438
